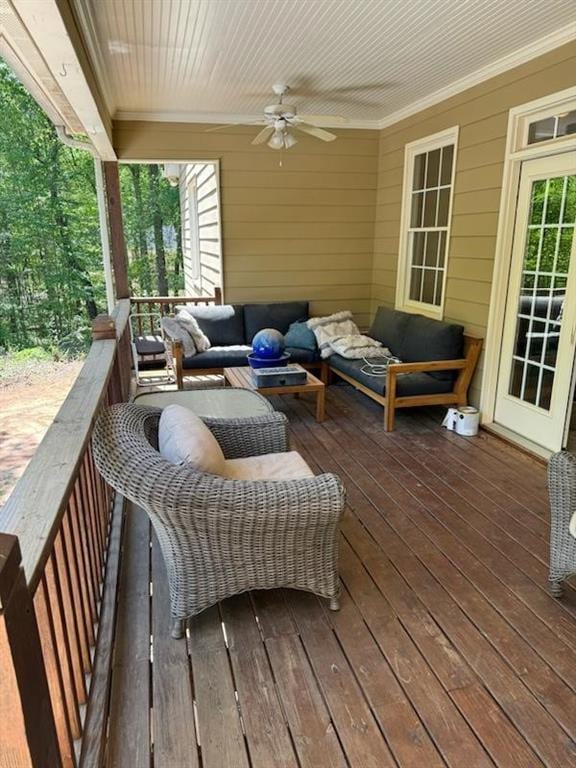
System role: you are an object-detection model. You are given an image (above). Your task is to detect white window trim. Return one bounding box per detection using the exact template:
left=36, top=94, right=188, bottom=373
left=481, top=85, right=576, bottom=428
left=186, top=177, right=201, bottom=281
left=395, top=125, right=459, bottom=320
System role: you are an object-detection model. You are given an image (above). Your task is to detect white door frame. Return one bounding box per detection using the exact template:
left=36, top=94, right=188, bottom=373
left=480, top=86, right=576, bottom=428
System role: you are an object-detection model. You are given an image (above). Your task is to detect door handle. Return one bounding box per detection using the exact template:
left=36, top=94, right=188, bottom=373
left=572, top=323, right=576, bottom=346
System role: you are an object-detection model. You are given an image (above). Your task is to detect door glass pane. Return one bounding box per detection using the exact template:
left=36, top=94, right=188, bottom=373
left=508, top=172, right=576, bottom=410
left=527, top=110, right=576, bottom=145
left=528, top=117, right=555, bottom=144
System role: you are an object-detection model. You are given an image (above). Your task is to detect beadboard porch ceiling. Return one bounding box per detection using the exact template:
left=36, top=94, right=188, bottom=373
left=73, top=0, right=576, bottom=127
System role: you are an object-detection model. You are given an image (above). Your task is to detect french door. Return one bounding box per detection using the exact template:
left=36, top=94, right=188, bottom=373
left=494, top=153, right=576, bottom=452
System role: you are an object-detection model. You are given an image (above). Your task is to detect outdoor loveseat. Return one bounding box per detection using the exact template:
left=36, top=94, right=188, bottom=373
left=328, top=306, right=483, bottom=431
left=92, top=403, right=344, bottom=638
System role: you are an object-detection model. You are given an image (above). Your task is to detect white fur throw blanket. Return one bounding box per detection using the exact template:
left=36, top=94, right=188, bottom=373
left=307, top=311, right=390, bottom=359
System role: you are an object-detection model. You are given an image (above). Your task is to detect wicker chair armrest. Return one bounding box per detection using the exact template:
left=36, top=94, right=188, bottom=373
left=145, top=468, right=345, bottom=524
left=548, top=451, right=576, bottom=527
left=203, top=412, right=290, bottom=457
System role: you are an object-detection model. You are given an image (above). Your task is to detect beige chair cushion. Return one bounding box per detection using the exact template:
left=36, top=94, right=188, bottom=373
left=159, top=404, right=225, bottom=474
left=176, top=309, right=211, bottom=352
left=224, top=451, right=314, bottom=481
left=570, top=512, right=576, bottom=539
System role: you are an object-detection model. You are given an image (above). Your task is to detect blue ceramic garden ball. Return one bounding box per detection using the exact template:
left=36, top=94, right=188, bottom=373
left=252, top=328, right=285, bottom=359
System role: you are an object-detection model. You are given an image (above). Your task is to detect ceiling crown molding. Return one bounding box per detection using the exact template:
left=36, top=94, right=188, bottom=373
left=375, top=21, right=576, bottom=130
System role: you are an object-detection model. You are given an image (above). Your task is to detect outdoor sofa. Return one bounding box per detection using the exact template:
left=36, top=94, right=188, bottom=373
left=165, top=300, right=323, bottom=388
left=328, top=306, right=483, bottom=431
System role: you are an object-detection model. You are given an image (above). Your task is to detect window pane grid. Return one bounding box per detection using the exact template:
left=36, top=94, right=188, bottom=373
left=406, top=143, right=454, bottom=308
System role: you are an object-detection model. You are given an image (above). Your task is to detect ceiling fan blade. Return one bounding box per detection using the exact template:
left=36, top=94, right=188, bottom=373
left=205, top=121, right=265, bottom=133
left=251, top=125, right=275, bottom=145
left=297, top=114, right=348, bottom=124
left=291, top=123, right=337, bottom=142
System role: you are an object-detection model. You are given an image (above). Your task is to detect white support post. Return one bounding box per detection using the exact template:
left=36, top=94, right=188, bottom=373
left=94, top=158, right=115, bottom=313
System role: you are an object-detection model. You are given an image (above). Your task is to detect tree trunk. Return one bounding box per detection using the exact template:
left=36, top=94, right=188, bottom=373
left=129, top=164, right=152, bottom=293
left=147, top=164, right=168, bottom=295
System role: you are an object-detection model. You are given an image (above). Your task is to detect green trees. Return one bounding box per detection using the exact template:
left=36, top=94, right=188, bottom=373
left=0, top=58, right=183, bottom=354
left=119, top=162, right=183, bottom=299
left=0, top=59, right=104, bottom=353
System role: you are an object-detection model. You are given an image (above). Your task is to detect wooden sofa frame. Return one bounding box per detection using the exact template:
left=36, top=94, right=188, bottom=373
left=328, top=334, right=483, bottom=431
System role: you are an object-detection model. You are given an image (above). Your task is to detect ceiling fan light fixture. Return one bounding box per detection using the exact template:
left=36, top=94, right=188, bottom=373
left=267, top=128, right=298, bottom=150
left=267, top=131, right=285, bottom=150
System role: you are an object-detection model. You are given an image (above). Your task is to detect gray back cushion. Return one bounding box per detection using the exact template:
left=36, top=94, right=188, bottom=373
left=181, top=304, right=245, bottom=346
left=369, top=306, right=464, bottom=380
left=244, top=301, right=309, bottom=344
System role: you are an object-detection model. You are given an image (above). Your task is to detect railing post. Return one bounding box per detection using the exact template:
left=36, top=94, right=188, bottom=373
left=0, top=535, right=61, bottom=768
left=92, top=314, right=125, bottom=404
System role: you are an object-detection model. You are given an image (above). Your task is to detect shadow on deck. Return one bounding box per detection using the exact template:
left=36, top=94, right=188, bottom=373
left=103, top=384, right=576, bottom=768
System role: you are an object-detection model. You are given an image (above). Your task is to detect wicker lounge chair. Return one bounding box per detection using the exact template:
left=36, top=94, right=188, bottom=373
left=548, top=450, right=576, bottom=596
left=93, top=403, right=345, bottom=637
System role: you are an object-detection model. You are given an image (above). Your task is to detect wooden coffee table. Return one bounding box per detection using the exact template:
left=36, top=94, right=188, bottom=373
left=224, top=365, right=325, bottom=422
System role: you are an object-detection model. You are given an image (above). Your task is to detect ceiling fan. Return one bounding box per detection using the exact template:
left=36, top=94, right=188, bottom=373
left=206, top=84, right=347, bottom=150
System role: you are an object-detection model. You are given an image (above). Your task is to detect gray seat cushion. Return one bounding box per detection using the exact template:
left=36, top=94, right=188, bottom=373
left=285, top=347, right=317, bottom=364
left=180, top=304, right=246, bottom=346
left=369, top=306, right=464, bottom=381
left=182, top=346, right=252, bottom=369
left=134, top=334, right=165, bottom=356
left=329, top=355, right=453, bottom=397
left=244, top=301, right=309, bottom=344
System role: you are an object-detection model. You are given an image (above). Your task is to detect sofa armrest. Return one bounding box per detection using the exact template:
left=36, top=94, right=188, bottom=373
left=162, top=334, right=183, bottom=388
left=203, top=412, right=290, bottom=458
left=387, top=358, right=468, bottom=376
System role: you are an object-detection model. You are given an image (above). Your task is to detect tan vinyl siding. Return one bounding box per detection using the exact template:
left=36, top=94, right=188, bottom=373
left=179, top=162, right=222, bottom=297
left=372, top=39, right=576, bottom=404
left=113, top=123, right=379, bottom=326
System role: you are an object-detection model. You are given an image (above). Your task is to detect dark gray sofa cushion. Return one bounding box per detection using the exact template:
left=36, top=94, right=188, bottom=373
left=180, top=304, right=245, bottom=346
left=285, top=347, right=317, bottom=364
left=182, top=346, right=251, bottom=369
left=329, top=355, right=453, bottom=397
left=244, top=301, right=309, bottom=344
left=369, top=306, right=464, bottom=381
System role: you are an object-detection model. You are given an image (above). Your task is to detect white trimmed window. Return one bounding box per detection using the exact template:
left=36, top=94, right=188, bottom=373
left=396, top=126, right=458, bottom=318
left=186, top=178, right=201, bottom=280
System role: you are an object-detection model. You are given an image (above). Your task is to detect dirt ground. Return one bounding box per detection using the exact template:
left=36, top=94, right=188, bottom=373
left=0, top=359, right=83, bottom=507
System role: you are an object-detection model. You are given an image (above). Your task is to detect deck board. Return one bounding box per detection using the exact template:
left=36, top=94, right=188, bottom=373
left=99, top=385, right=576, bottom=768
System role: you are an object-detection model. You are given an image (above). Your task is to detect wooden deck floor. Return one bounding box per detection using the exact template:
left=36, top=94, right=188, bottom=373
left=102, top=384, right=576, bottom=768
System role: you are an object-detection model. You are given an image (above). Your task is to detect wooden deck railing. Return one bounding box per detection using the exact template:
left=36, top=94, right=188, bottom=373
left=130, top=286, right=222, bottom=336
left=0, top=299, right=132, bottom=768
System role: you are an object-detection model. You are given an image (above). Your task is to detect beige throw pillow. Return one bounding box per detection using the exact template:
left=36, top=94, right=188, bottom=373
left=176, top=310, right=211, bottom=352
left=160, top=316, right=196, bottom=357
left=159, top=405, right=226, bottom=474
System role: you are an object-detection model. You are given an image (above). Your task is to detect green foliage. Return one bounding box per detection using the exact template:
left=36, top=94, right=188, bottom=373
left=0, top=58, right=183, bottom=354
left=119, top=163, right=183, bottom=297
left=0, top=58, right=105, bottom=352
left=8, top=346, right=52, bottom=363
